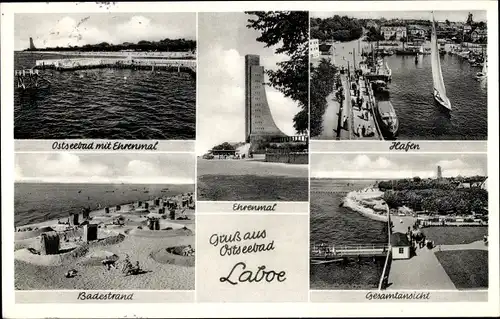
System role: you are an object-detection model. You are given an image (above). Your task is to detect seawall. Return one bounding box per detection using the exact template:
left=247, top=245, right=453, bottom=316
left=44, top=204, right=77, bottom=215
left=343, top=190, right=388, bottom=223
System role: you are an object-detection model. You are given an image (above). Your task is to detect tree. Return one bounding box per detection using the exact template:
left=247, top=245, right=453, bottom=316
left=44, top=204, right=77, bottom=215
left=246, top=11, right=309, bottom=133
left=212, top=142, right=235, bottom=150
left=310, top=58, right=337, bottom=137
left=445, top=19, right=451, bottom=26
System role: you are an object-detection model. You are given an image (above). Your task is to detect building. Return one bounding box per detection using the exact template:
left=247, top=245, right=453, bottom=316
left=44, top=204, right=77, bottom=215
left=471, top=28, right=487, bottom=42
left=310, top=39, right=320, bottom=59
left=437, top=166, right=442, bottom=179
left=244, top=54, right=287, bottom=144
left=463, top=24, right=473, bottom=34
left=407, top=25, right=426, bottom=39
left=380, top=26, right=407, bottom=41
left=391, top=232, right=411, bottom=260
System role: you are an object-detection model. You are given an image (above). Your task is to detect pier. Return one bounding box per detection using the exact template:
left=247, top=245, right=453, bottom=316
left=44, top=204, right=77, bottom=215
left=311, top=243, right=389, bottom=260
left=34, top=58, right=196, bottom=75
left=15, top=69, right=51, bottom=89
left=325, top=66, right=383, bottom=140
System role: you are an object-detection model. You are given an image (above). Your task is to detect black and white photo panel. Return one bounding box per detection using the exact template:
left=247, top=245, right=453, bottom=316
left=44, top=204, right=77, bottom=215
left=14, top=13, right=196, bottom=140
left=14, top=153, right=195, bottom=290
left=196, top=12, right=309, bottom=202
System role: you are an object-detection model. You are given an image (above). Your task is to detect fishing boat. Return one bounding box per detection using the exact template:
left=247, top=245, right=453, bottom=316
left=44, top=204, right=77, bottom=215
left=371, top=80, right=389, bottom=94
left=374, top=100, right=399, bottom=140
left=476, top=59, right=487, bottom=80
left=431, top=12, right=452, bottom=111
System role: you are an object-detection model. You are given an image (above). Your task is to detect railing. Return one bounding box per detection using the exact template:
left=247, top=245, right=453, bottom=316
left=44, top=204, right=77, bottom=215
left=311, top=243, right=389, bottom=258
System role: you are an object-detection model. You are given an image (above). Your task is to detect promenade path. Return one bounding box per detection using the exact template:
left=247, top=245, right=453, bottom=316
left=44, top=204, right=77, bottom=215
left=386, top=216, right=489, bottom=290
left=333, top=75, right=353, bottom=140
left=316, top=74, right=352, bottom=140
left=350, top=77, right=381, bottom=140
left=387, top=244, right=456, bottom=290
left=388, top=216, right=456, bottom=289
left=316, top=91, right=337, bottom=139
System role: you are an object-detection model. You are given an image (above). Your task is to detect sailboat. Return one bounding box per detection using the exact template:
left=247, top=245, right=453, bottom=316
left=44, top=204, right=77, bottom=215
left=431, top=12, right=452, bottom=111
left=476, top=59, right=487, bottom=80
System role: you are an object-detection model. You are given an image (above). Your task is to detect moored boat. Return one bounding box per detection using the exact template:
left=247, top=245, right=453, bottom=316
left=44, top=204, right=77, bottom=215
left=431, top=12, right=452, bottom=111
left=476, top=59, right=487, bottom=80
left=374, top=100, right=399, bottom=140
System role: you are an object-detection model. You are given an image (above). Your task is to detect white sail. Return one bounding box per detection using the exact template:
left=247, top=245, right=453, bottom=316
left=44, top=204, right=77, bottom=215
left=431, top=12, right=451, bottom=110
left=482, top=59, right=487, bottom=75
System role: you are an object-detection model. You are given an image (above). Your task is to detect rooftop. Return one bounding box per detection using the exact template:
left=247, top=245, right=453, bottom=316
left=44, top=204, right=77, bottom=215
left=391, top=232, right=410, bottom=247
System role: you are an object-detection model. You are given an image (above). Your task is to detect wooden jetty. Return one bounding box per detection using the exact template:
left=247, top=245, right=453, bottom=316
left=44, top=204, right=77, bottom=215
left=311, top=243, right=389, bottom=260
left=34, top=58, right=196, bottom=76
left=15, top=69, right=51, bottom=89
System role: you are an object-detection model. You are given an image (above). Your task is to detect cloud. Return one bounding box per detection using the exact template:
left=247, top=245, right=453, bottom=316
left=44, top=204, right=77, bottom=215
left=27, top=153, right=111, bottom=177
left=15, top=153, right=195, bottom=184
left=30, top=17, right=113, bottom=48
left=197, top=45, right=301, bottom=155
left=16, top=13, right=195, bottom=50
left=312, top=154, right=486, bottom=179
left=126, top=159, right=160, bottom=176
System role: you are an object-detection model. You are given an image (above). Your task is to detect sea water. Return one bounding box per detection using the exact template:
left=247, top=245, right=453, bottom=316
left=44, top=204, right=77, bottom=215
left=310, top=179, right=388, bottom=289
left=14, top=183, right=194, bottom=227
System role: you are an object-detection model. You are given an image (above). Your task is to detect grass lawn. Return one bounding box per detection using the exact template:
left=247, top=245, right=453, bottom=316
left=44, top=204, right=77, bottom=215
left=435, top=250, right=488, bottom=289
left=198, top=175, right=308, bottom=201
left=422, top=227, right=488, bottom=245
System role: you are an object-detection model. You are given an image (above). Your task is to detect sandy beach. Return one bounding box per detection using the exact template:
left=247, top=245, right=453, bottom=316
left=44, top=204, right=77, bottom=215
left=14, top=194, right=195, bottom=290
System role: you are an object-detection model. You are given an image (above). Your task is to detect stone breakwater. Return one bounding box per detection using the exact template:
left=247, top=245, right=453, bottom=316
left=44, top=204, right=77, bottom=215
left=343, top=188, right=388, bottom=222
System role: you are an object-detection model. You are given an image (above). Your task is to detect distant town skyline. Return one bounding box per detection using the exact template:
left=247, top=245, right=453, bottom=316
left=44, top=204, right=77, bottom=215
left=15, top=153, right=195, bottom=184
left=312, top=154, right=487, bottom=179
left=14, top=13, right=196, bottom=51
left=311, top=10, right=487, bottom=23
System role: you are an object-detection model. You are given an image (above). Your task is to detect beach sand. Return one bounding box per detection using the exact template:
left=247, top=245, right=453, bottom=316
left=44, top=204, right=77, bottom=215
left=15, top=197, right=195, bottom=290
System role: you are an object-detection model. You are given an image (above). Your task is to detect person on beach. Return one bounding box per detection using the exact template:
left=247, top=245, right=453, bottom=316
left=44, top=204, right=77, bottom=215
left=356, top=124, right=362, bottom=137
left=102, top=258, right=117, bottom=270
left=362, top=125, right=366, bottom=137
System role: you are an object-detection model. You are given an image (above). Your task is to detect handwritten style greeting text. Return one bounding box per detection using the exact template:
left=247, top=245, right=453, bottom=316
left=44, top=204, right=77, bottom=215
left=209, top=229, right=286, bottom=285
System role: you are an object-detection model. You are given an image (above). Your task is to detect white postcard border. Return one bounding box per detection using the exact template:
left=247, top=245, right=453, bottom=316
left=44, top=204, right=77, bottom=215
left=1, top=1, right=499, bottom=318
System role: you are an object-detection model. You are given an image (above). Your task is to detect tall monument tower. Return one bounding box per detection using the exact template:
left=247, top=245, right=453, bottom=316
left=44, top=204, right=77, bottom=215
left=437, top=165, right=442, bottom=179
left=29, top=37, right=36, bottom=50
left=244, top=54, right=287, bottom=144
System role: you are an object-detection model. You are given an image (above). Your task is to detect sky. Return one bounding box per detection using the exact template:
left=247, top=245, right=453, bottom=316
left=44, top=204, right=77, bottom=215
left=14, top=13, right=196, bottom=51
left=311, top=10, right=487, bottom=23
left=15, top=153, right=195, bottom=184
left=196, top=12, right=303, bottom=155
left=311, top=154, right=487, bottom=179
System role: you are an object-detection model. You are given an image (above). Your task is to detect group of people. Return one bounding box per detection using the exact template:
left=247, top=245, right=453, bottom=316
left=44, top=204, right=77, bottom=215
left=355, top=124, right=375, bottom=138
left=407, top=225, right=433, bottom=251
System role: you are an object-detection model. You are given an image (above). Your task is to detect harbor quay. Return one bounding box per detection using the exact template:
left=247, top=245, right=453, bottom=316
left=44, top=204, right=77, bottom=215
left=320, top=67, right=382, bottom=140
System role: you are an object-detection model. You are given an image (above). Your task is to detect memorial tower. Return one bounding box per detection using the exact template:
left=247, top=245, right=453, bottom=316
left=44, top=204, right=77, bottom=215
left=244, top=54, right=287, bottom=144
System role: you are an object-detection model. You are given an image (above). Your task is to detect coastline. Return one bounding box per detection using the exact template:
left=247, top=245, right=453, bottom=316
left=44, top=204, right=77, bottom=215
left=15, top=193, right=195, bottom=290
left=343, top=188, right=389, bottom=223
